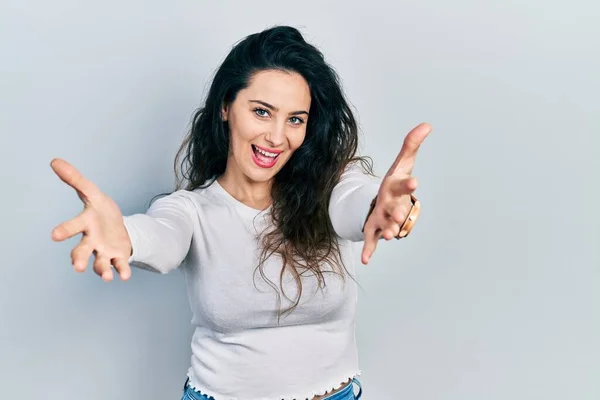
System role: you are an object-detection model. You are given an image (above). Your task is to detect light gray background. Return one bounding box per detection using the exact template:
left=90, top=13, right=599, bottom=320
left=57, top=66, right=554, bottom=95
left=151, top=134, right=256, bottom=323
left=1, top=1, right=598, bottom=399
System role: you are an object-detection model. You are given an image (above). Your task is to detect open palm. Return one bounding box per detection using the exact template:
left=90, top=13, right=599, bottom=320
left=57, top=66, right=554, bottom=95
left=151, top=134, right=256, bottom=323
left=361, top=122, right=431, bottom=264
left=50, top=158, right=132, bottom=281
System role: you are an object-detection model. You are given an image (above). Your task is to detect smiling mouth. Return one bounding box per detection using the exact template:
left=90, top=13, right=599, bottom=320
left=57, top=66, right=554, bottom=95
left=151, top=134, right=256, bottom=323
left=251, top=145, right=281, bottom=168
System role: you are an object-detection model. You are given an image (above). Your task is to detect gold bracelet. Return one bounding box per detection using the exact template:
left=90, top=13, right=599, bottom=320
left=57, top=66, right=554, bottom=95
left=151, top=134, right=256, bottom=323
left=396, top=194, right=420, bottom=239
left=361, top=194, right=420, bottom=239
left=361, top=196, right=379, bottom=233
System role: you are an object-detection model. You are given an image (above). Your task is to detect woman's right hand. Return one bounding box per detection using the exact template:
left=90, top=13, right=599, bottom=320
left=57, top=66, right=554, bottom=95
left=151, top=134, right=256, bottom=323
left=50, top=158, right=132, bottom=281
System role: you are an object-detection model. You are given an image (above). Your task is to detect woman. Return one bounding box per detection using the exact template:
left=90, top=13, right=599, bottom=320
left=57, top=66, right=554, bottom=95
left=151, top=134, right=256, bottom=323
left=50, top=26, right=430, bottom=400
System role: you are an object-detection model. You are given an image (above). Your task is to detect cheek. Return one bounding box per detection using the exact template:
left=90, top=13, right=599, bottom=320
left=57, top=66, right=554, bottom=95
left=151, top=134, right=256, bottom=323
left=228, top=122, right=254, bottom=152
left=288, top=129, right=307, bottom=151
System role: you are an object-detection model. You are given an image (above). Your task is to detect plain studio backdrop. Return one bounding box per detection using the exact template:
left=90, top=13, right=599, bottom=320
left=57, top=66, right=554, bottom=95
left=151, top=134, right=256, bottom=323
left=1, top=1, right=598, bottom=399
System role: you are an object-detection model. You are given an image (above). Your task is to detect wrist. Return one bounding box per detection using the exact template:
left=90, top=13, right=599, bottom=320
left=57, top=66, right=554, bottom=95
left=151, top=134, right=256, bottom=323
left=361, top=196, right=378, bottom=233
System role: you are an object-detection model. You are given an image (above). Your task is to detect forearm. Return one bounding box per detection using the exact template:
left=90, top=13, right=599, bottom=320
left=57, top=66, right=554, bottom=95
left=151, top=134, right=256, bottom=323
left=329, top=163, right=380, bottom=242
left=123, top=191, right=195, bottom=274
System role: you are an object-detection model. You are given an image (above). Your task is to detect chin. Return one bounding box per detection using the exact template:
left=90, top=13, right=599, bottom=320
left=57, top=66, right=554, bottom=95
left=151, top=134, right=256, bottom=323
left=244, top=162, right=285, bottom=183
left=244, top=169, right=276, bottom=183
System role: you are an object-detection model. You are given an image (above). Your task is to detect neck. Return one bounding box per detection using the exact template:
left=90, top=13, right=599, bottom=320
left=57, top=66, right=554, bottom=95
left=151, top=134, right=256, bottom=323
left=217, top=164, right=272, bottom=211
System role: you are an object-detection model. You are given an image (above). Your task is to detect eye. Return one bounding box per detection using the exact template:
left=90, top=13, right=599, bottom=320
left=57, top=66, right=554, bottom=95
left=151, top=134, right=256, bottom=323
left=253, top=108, right=270, bottom=118
left=289, top=116, right=304, bottom=125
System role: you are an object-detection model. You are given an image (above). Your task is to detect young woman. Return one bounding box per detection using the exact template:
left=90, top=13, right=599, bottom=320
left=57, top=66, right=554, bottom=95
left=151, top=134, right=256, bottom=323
left=51, top=25, right=430, bottom=400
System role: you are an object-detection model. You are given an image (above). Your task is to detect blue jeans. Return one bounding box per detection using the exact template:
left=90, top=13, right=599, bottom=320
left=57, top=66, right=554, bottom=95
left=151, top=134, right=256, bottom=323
left=181, top=377, right=363, bottom=400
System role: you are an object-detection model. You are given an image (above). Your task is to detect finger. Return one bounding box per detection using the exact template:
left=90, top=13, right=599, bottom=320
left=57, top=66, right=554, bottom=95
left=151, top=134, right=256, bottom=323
left=388, top=176, right=418, bottom=198
left=361, top=224, right=380, bottom=265
left=373, top=210, right=400, bottom=240
left=389, top=201, right=412, bottom=225
left=112, top=257, right=131, bottom=281
left=93, top=253, right=113, bottom=282
left=52, top=211, right=88, bottom=242
left=380, top=226, right=397, bottom=241
left=50, top=158, right=102, bottom=204
left=71, top=237, right=94, bottom=272
left=377, top=179, right=416, bottom=220
left=387, top=122, right=432, bottom=176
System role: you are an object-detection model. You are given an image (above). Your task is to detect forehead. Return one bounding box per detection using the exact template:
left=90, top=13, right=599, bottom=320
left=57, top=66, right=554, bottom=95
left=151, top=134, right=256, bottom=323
left=238, top=69, right=311, bottom=109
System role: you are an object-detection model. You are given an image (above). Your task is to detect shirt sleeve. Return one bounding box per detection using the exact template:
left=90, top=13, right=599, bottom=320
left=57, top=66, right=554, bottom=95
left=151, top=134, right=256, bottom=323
left=122, top=190, right=196, bottom=274
left=328, top=161, right=381, bottom=242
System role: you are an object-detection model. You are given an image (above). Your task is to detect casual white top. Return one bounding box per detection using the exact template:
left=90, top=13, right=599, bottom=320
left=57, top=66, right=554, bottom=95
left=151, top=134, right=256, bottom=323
left=122, top=163, right=380, bottom=400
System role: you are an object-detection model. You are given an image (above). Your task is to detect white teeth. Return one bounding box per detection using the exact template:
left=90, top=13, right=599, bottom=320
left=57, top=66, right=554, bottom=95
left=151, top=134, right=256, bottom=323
left=254, top=146, right=278, bottom=158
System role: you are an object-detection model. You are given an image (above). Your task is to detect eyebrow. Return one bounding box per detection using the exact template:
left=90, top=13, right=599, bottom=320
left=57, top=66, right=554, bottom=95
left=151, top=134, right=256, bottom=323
left=249, top=100, right=309, bottom=116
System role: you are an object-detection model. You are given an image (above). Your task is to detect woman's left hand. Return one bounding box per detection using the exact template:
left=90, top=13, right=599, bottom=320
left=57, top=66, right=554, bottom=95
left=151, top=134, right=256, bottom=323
left=361, top=122, right=431, bottom=264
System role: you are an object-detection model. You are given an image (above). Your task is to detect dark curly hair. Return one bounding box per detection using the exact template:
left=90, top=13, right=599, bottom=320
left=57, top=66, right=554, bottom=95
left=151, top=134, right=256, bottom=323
left=174, top=25, right=372, bottom=317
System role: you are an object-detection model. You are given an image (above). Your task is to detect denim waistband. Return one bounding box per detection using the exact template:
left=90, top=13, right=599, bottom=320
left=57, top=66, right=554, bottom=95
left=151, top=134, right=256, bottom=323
left=181, top=377, right=363, bottom=399
left=323, top=377, right=362, bottom=399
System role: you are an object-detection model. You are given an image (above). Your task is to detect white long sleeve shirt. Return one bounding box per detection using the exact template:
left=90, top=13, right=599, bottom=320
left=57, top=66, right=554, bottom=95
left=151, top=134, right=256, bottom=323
left=123, top=163, right=380, bottom=400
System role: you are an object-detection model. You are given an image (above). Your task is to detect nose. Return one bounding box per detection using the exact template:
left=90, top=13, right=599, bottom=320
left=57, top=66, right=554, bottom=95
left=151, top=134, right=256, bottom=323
left=264, top=121, right=286, bottom=147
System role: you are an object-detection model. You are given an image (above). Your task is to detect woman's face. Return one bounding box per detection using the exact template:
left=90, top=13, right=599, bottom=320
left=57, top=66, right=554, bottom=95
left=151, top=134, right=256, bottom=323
left=222, top=69, right=311, bottom=184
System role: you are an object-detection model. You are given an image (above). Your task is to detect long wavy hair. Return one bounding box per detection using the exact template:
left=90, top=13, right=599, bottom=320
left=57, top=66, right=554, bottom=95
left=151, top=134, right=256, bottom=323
left=174, top=25, right=372, bottom=317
